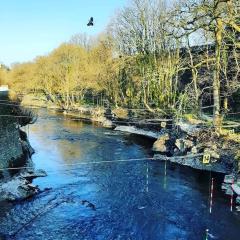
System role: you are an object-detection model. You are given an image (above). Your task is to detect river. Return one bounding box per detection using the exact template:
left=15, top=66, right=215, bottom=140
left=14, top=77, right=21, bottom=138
left=0, top=109, right=240, bottom=240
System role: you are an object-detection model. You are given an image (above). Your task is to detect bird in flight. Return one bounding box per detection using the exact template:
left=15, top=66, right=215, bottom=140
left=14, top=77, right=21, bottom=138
left=87, top=17, right=94, bottom=26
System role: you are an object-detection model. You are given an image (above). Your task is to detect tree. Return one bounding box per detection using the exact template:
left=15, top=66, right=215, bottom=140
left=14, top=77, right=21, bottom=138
left=0, top=64, right=9, bottom=86
left=109, top=0, right=184, bottom=113
left=169, top=0, right=240, bottom=130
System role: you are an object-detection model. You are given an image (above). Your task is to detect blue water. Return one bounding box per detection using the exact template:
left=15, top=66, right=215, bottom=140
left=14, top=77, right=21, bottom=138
left=0, top=109, right=240, bottom=240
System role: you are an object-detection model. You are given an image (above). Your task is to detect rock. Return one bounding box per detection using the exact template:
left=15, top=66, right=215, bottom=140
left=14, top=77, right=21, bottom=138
left=225, top=188, right=234, bottom=195
left=34, top=169, right=47, bottom=177
left=94, top=116, right=113, bottom=128
left=152, top=134, right=170, bottom=153
left=102, top=119, right=113, bottom=128
left=175, top=138, right=194, bottom=153
left=232, top=183, right=240, bottom=195
left=152, top=142, right=168, bottom=153
left=18, top=183, right=39, bottom=199
left=210, top=151, right=220, bottom=159
left=28, top=183, right=38, bottom=189
left=2, top=192, right=16, bottom=201
left=176, top=121, right=201, bottom=136
left=204, top=148, right=220, bottom=159
left=175, top=140, right=183, bottom=151
left=224, top=174, right=235, bottom=184
left=191, top=146, right=198, bottom=154
left=221, top=183, right=232, bottom=191
left=115, top=126, right=160, bottom=139
left=0, top=169, right=46, bottom=201
left=161, top=133, right=170, bottom=141
left=21, top=169, right=47, bottom=181
left=154, top=153, right=227, bottom=173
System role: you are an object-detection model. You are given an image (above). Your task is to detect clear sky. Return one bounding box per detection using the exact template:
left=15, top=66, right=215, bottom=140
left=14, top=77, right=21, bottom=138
left=0, top=0, right=128, bottom=66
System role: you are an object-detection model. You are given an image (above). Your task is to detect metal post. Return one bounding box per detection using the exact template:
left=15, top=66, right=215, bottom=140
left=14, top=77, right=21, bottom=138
left=205, top=229, right=209, bottom=240
left=231, top=178, right=234, bottom=212
left=164, top=158, right=167, bottom=189
left=146, top=162, right=149, bottom=192
left=209, top=178, right=214, bottom=214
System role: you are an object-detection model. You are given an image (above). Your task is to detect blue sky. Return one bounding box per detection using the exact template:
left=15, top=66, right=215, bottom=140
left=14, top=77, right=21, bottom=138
left=0, top=0, right=128, bottom=66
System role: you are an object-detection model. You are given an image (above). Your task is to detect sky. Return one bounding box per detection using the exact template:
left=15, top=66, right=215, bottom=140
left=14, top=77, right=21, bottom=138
left=0, top=0, right=128, bottom=66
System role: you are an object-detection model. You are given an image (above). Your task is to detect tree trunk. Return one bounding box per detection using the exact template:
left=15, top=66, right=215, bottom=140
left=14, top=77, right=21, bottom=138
left=213, top=18, right=223, bottom=132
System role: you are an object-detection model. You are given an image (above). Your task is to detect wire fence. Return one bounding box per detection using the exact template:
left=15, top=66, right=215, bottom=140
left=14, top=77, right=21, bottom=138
left=1, top=113, right=240, bottom=129
left=0, top=153, right=206, bottom=172
left=1, top=99, right=240, bottom=117
left=1, top=92, right=240, bottom=131
left=0, top=157, right=155, bottom=171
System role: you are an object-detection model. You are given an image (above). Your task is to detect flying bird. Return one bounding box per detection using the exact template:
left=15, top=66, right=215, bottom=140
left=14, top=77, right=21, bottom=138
left=87, top=17, right=94, bottom=26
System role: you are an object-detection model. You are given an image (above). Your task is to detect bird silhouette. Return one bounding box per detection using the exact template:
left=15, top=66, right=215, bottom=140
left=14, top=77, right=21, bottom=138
left=87, top=17, right=94, bottom=26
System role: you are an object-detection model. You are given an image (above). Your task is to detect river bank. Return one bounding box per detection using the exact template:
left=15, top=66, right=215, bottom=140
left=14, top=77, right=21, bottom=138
left=20, top=94, right=240, bottom=199
left=0, top=92, right=47, bottom=202
left=21, top=94, right=240, bottom=173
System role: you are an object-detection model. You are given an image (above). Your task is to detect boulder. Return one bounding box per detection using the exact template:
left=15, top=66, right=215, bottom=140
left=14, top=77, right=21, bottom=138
left=175, top=138, right=194, bottom=153
left=115, top=126, right=159, bottom=139
left=21, top=169, right=47, bottom=181
left=158, top=133, right=170, bottom=141
left=191, top=146, right=198, bottom=154
left=154, top=153, right=227, bottom=173
left=176, top=121, right=201, bottom=136
left=224, top=174, right=235, bottom=184
left=18, top=183, right=39, bottom=199
left=102, top=119, right=113, bottom=128
left=221, top=183, right=232, bottom=191
left=152, top=141, right=168, bottom=153
left=232, top=183, right=240, bottom=195
left=204, top=148, right=220, bottom=160
left=152, top=133, right=170, bottom=153
left=225, top=188, right=234, bottom=195
left=0, top=168, right=47, bottom=201
left=94, top=116, right=113, bottom=128
left=0, top=177, right=40, bottom=201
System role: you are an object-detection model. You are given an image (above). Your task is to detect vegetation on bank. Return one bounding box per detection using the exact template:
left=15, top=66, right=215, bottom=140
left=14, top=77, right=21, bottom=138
left=0, top=0, right=239, bottom=132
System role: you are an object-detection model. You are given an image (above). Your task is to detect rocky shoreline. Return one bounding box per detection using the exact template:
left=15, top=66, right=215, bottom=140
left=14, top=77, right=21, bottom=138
left=0, top=92, right=47, bottom=202
left=0, top=169, right=47, bottom=201
left=0, top=126, right=47, bottom=202
left=20, top=94, right=240, bottom=206
left=58, top=107, right=238, bottom=174
left=21, top=95, right=239, bottom=175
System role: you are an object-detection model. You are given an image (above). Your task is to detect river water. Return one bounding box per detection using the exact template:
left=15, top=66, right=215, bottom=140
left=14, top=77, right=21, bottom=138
left=0, top=109, right=240, bottom=240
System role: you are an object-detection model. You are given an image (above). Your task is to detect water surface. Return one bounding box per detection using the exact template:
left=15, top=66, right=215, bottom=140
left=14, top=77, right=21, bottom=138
left=0, top=109, right=240, bottom=240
